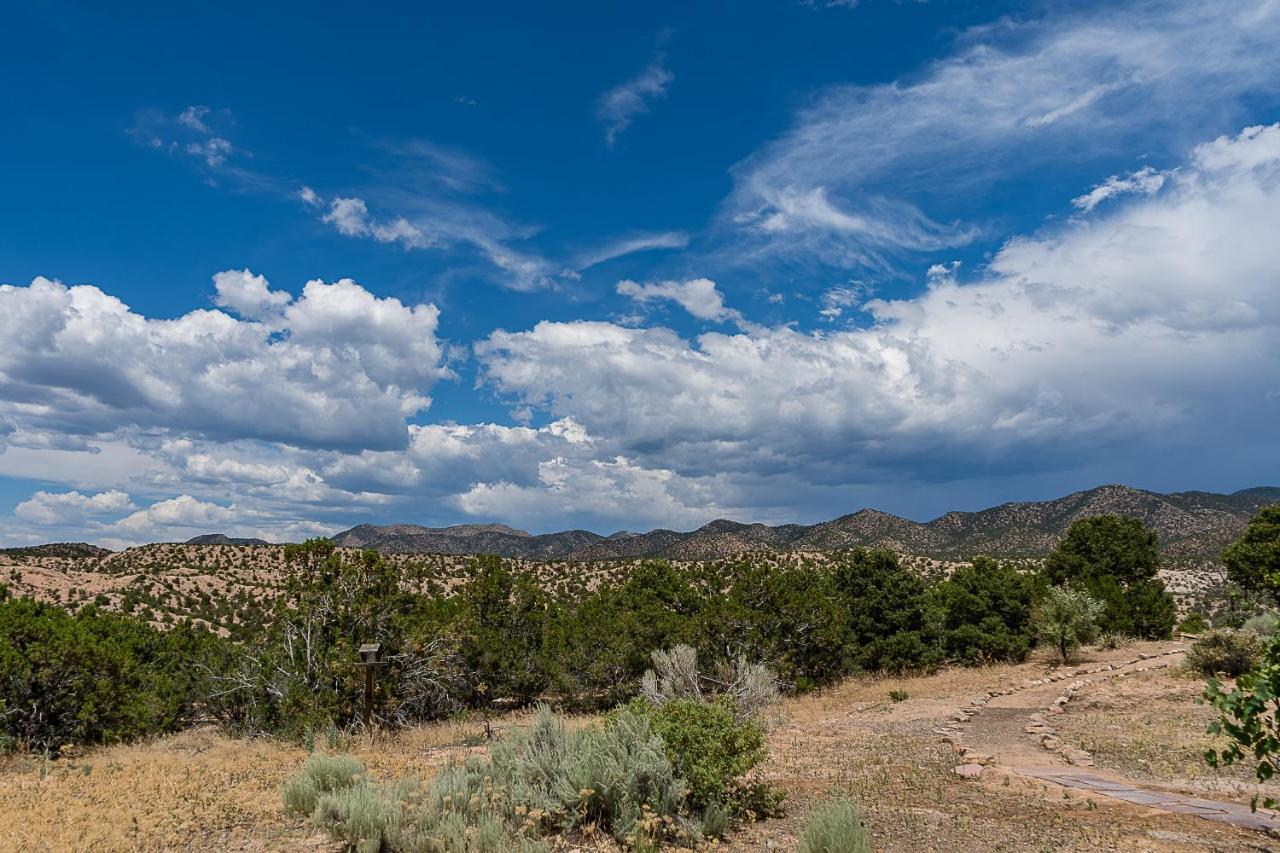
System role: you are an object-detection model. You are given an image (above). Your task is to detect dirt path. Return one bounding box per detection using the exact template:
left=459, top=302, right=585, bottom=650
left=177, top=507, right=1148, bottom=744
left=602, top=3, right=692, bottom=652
left=947, top=642, right=1280, bottom=834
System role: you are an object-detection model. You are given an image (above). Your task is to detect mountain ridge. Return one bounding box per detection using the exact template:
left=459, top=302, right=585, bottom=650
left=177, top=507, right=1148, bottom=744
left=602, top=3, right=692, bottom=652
left=329, top=484, right=1280, bottom=563
left=185, top=534, right=272, bottom=546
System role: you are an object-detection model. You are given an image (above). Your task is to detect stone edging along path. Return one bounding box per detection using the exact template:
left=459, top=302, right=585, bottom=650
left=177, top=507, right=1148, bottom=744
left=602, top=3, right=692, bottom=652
left=936, top=646, right=1186, bottom=772
left=935, top=646, right=1280, bottom=833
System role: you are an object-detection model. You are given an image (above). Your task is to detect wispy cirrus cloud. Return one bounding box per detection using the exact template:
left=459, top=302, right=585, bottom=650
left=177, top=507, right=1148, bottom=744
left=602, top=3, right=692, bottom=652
left=574, top=231, right=690, bottom=271
left=1071, top=166, right=1169, bottom=213
left=129, top=105, right=240, bottom=172
left=597, top=55, right=674, bottom=147
left=722, top=0, right=1280, bottom=274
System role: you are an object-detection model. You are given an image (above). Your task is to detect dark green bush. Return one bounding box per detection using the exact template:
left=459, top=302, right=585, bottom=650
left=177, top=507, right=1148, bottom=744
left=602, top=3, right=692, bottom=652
left=932, top=557, right=1037, bottom=665
left=831, top=549, right=942, bottom=674
left=0, top=589, right=221, bottom=752
left=1178, top=612, right=1210, bottom=634
left=1046, top=515, right=1176, bottom=639
left=1223, top=505, right=1280, bottom=603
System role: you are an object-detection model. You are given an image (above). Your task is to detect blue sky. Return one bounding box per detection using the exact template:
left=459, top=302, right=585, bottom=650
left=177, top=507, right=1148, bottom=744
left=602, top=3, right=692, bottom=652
left=2, top=0, right=1279, bottom=545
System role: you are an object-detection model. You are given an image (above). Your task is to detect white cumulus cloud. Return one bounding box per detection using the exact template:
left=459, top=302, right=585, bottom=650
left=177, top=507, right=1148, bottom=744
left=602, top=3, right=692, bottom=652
left=481, top=123, right=1280, bottom=484
left=15, top=490, right=135, bottom=526
left=0, top=272, right=447, bottom=451
left=617, top=278, right=736, bottom=322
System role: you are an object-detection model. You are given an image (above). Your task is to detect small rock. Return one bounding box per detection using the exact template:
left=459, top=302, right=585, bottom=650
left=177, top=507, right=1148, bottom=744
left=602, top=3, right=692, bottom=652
left=952, top=763, right=985, bottom=778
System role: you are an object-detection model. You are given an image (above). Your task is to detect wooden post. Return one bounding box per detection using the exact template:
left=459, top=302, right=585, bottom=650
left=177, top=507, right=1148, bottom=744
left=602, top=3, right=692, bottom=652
left=357, top=643, right=382, bottom=731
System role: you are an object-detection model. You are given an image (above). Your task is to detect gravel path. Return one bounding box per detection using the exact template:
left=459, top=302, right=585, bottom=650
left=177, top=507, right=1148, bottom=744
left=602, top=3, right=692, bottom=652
left=948, top=643, right=1280, bottom=834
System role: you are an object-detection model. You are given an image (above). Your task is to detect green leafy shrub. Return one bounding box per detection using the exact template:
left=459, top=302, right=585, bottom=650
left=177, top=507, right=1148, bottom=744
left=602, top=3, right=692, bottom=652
left=1034, top=586, right=1103, bottom=663
left=625, top=697, right=767, bottom=809
left=1205, top=629, right=1280, bottom=805
left=1178, top=612, right=1210, bottom=634
left=888, top=689, right=908, bottom=702
left=798, top=797, right=871, bottom=853
left=1186, top=630, right=1262, bottom=678
left=1223, top=505, right=1280, bottom=603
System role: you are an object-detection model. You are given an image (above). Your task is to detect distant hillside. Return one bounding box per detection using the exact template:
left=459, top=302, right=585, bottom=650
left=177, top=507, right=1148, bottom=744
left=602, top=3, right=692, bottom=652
left=333, top=484, right=1280, bottom=564
left=0, top=542, right=112, bottom=559
left=185, top=534, right=272, bottom=546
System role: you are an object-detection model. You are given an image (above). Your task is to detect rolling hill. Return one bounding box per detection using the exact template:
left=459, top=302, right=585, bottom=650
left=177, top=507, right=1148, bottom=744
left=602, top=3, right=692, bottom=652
left=332, top=484, right=1280, bottom=563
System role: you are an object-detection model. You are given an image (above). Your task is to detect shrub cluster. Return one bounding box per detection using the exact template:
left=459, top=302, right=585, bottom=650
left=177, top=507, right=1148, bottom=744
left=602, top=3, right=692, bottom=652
left=11, top=514, right=1189, bottom=750
left=622, top=697, right=767, bottom=811
left=0, top=587, right=224, bottom=752
left=1044, top=515, right=1176, bottom=639
left=1186, top=630, right=1263, bottom=677
left=2, top=540, right=1056, bottom=748
left=282, top=704, right=758, bottom=850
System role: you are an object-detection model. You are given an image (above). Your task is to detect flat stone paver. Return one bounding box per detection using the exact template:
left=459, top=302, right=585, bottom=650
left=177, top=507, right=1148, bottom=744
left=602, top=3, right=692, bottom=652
left=1018, top=767, right=1280, bottom=832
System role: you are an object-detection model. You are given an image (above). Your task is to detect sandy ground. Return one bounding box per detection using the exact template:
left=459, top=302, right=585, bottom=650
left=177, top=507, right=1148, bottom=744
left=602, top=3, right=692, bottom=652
left=2, top=641, right=1275, bottom=852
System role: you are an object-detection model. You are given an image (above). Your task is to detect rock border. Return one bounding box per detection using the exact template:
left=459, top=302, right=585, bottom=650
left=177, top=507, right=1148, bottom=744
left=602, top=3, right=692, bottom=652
left=941, top=646, right=1185, bottom=777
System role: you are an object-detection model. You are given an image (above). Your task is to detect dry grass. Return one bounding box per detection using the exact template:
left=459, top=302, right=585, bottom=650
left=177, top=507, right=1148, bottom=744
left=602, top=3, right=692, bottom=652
left=0, top=710, right=593, bottom=853
left=1053, top=667, right=1280, bottom=801
left=4, top=643, right=1277, bottom=852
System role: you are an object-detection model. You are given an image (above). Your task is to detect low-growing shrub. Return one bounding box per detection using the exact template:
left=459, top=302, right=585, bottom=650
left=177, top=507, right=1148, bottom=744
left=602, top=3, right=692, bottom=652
left=1186, top=630, right=1262, bottom=677
left=436, top=705, right=696, bottom=846
left=311, top=783, right=401, bottom=853
left=1097, top=631, right=1131, bottom=651
left=1178, top=612, right=1210, bottom=634
left=888, top=689, right=908, bottom=703
left=1242, top=611, right=1279, bottom=638
left=639, top=645, right=780, bottom=724
left=283, top=706, right=697, bottom=850
left=282, top=753, right=365, bottom=817
left=798, top=797, right=871, bottom=853
left=625, top=697, right=768, bottom=809
left=699, top=801, right=730, bottom=839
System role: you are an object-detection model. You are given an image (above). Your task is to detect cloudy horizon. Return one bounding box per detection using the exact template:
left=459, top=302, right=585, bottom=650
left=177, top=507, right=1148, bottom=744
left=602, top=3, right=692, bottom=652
left=3, top=0, right=1279, bottom=547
